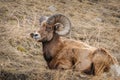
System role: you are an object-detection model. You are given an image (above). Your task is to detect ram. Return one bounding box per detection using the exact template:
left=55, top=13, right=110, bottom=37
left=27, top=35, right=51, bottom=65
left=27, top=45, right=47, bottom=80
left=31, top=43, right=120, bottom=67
left=30, top=14, right=119, bottom=75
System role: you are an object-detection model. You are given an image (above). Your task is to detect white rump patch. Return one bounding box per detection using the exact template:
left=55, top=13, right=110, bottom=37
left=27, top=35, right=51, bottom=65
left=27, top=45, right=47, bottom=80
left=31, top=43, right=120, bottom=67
left=110, top=64, right=120, bottom=76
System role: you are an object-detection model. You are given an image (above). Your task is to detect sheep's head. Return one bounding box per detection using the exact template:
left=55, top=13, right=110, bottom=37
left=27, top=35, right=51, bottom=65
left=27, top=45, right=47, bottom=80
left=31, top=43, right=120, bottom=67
left=30, top=14, right=71, bottom=42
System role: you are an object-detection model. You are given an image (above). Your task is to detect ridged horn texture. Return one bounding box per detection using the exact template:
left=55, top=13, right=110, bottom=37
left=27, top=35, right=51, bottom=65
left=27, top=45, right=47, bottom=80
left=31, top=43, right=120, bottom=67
left=46, top=14, right=71, bottom=36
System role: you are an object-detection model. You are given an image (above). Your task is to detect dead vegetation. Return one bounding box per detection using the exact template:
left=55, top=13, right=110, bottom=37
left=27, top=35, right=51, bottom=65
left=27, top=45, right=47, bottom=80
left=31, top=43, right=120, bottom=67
left=0, top=0, right=120, bottom=80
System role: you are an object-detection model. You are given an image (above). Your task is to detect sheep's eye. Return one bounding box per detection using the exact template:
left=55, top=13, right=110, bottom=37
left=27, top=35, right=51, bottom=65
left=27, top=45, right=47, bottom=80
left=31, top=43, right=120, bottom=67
left=46, top=27, right=52, bottom=31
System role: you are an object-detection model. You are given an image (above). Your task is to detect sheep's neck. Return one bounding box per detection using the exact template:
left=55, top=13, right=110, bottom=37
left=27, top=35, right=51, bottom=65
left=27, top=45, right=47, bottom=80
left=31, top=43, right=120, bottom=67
left=42, top=34, right=62, bottom=63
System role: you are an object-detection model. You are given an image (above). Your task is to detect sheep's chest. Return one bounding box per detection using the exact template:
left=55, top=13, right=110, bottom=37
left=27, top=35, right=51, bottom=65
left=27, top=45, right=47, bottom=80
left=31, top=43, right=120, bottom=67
left=43, top=51, right=53, bottom=63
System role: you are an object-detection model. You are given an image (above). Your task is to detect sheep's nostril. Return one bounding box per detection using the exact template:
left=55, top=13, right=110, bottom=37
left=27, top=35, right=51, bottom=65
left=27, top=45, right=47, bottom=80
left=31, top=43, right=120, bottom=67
left=34, top=34, right=38, bottom=36
left=30, top=32, right=40, bottom=39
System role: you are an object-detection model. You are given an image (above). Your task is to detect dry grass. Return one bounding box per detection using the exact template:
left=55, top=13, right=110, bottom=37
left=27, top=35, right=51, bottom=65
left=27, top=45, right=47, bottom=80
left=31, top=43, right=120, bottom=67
left=0, top=0, right=120, bottom=80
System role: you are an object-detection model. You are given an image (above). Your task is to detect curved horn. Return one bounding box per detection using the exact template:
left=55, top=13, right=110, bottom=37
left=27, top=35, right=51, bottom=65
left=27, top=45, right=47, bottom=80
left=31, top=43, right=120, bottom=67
left=46, top=14, right=71, bottom=36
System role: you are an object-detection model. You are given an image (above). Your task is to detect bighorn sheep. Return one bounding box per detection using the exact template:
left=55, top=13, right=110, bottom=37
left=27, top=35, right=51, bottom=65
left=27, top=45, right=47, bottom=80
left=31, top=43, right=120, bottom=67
left=30, top=14, right=119, bottom=75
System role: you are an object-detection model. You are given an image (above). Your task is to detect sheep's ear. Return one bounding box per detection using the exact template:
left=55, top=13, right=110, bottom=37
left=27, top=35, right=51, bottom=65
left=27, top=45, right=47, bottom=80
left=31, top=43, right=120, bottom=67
left=54, top=23, right=64, bottom=31
left=39, top=16, right=48, bottom=25
left=54, top=23, right=60, bottom=30
left=54, top=23, right=70, bottom=36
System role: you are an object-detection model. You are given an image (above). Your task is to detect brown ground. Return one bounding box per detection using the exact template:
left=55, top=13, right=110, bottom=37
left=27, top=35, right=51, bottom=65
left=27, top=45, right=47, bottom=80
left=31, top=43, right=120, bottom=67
left=0, top=0, right=120, bottom=80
